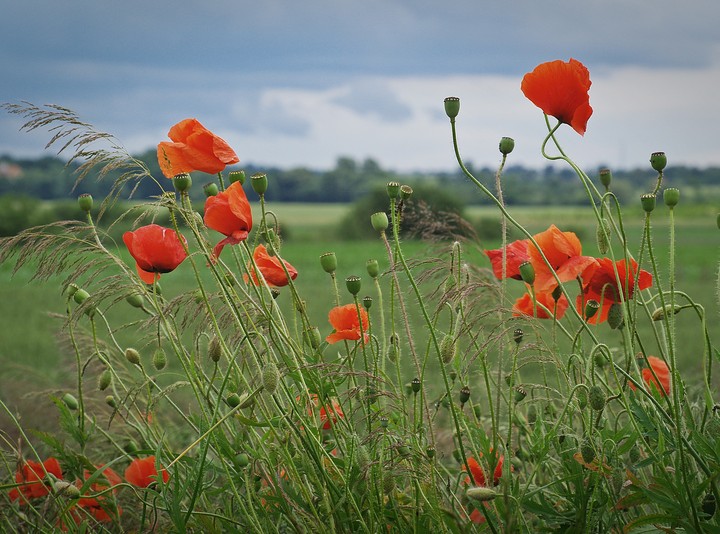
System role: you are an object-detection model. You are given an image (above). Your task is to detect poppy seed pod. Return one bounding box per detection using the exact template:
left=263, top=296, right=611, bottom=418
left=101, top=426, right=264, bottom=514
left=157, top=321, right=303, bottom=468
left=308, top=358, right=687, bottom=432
left=640, top=194, right=656, bottom=213
left=443, top=96, right=460, bottom=119
left=370, top=212, right=389, bottom=232
left=77, top=193, right=93, bottom=213
left=518, top=261, right=535, bottom=286
left=599, top=168, right=612, bottom=190
left=400, top=185, right=413, bottom=200
left=386, top=182, right=401, bottom=199
left=584, top=299, right=600, bottom=321
left=411, top=377, right=421, bottom=394
left=663, top=188, right=680, bottom=208
left=73, top=288, right=90, bottom=305
left=514, top=386, right=527, bottom=403
left=498, top=136, right=515, bottom=155
left=345, top=275, right=362, bottom=295
left=320, top=252, right=337, bottom=274
left=513, top=328, right=524, bottom=344
left=459, top=385, right=471, bottom=405
left=362, top=295, right=372, bottom=310
left=225, top=393, right=241, bottom=408
left=234, top=452, right=250, bottom=468
left=172, top=173, right=192, bottom=192
left=203, top=182, right=219, bottom=197
left=228, top=170, right=246, bottom=185
left=105, top=395, right=117, bottom=408
left=650, top=151, right=667, bottom=172
left=426, top=446, right=436, bottom=459
left=251, top=172, right=268, bottom=195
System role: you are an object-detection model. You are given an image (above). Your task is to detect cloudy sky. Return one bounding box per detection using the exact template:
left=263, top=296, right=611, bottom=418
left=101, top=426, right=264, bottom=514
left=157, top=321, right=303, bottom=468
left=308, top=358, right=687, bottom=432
left=2, top=0, right=720, bottom=172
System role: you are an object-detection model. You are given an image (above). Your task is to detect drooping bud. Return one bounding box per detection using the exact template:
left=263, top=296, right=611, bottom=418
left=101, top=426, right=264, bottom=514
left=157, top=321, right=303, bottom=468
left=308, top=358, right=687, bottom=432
left=53, top=480, right=81, bottom=499
left=125, top=348, right=141, bottom=366
left=126, top=293, right=145, bottom=308
left=498, top=137, right=515, bottom=155
left=152, top=348, right=167, bottom=370
left=172, top=173, right=192, bottom=192
left=459, top=385, right=471, bottom=405
left=386, top=182, right=401, bottom=199
left=366, top=259, right=380, bottom=278
left=105, top=395, right=117, bottom=409
left=228, top=170, right=246, bottom=185
left=203, top=182, right=219, bottom=197
left=607, top=303, right=624, bottom=330
left=262, top=362, right=280, bottom=394
left=73, top=288, right=90, bottom=305
left=596, top=218, right=611, bottom=254
left=651, top=304, right=682, bottom=321
left=251, top=172, right=268, bottom=196
left=303, top=327, right=322, bottom=349
left=440, top=333, right=456, bottom=364
left=584, top=300, right=600, bottom=321
left=320, top=252, right=337, bottom=274
left=641, top=194, right=656, bottom=213
left=598, top=169, right=612, bottom=190
left=650, top=151, right=667, bottom=172
left=345, top=275, right=362, bottom=296
left=444, top=96, right=460, bottom=119
left=77, top=193, right=93, bottom=213
left=663, top=188, right=680, bottom=208
left=513, top=328, right=524, bottom=344
left=370, top=212, right=389, bottom=232
left=580, top=439, right=596, bottom=464
left=589, top=386, right=605, bottom=411
left=225, top=393, right=241, bottom=408
left=466, top=487, right=497, bottom=502
left=62, top=393, right=79, bottom=410
left=98, top=369, right=112, bottom=391
left=208, top=336, right=222, bottom=363
left=518, top=261, right=535, bottom=286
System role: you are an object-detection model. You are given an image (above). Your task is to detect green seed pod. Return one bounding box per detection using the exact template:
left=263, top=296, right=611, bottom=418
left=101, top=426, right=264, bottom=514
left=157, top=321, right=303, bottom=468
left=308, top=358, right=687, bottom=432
left=580, top=439, right=595, bottom=464
left=234, top=452, right=250, bottom=468
left=596, top=218, right=611, bottom=254
left=62, top=393, right=79, bottom=410
left=650, top=151, right=667, bottom=172
left=173, top=173, right=192, bottom=192
left=514, top=386, right=527, bottom=403
left=228, top=170, right=245, bottom=185
left=443, top=96, right=460, bottom=119
left=380, top=416, right=389, bottom=429
left=125, top=348, right=141, bottom=366
left=400, top=185, right=413, bottom=200
left=518, top=261, right=535, bottom=286
left=152, top=348, right=167, bottom=370
left=262, top=362, right=280, bottom=394
left=225, top=393, right=241, bottom=408
left=98, top=369, right=112, bottom=391
left=599, top=168, right=612, bottom=190
left=663, top=187, right=680, bottom=208
left=640, top=194, right=656, bottom=213
left=319, top=252, right=337, bottom=274
left=77, top=193, right=93, bottom=213
left=345, top=275, right=362, bottom=296
left=251, top=172, right=268, bottom=195
left=386, top=181, right=401, bottom=199
left=73, top=288, right=90, bottom=305
left=589, top=386, right=605, bottom=411
left=651, top=304, right=682, bottom=321
left=426, top=446, right=436, bottom=459
left=472, top=404, right=482, bottom=418
left=466, top=487, right=497, bottom=502
left=208, top=336, right=222, bottom=363
left=594, top=352, right=607, bottom=368
left=370, top=212, right=389, bottom=232
left=459, top=385, right=471, bottom=405
left=498, top=136, right=515, bottom=155
left=440, top=333, right=456, bottom=364
left=584, top=300, right=600, bottom=321
left=513, top=328, right=523, bottom=344
left=362, top=295, right=372, bottom=310
left=411, top=377, right=421, bottom=394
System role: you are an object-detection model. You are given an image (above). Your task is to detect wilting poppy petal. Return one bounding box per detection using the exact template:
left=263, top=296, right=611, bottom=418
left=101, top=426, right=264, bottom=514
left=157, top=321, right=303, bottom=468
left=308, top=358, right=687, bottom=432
left=513, top=290, right=568, bottom=319
left=157, top=118, right=239, bottom=178
left=245, top=244, right=298, bottom=287
left=124, top=456, right=169, bottom=488
left=204, top=181, right=253, bottom=260
left=123, top=224, right=188, bottom=283
left=484, top=239, right=529, bottom=280
left=326, top=304, right=369, bottom=344
left=629, top=356, right=671, bottom=396
left=521, top=58, right=593, bottom=135
left=528, top=225, right=597, bottom=292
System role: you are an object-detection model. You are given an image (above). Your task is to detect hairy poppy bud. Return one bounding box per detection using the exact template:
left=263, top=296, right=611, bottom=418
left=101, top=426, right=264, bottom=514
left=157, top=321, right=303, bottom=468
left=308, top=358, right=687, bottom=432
left=589, top=386, right=605, bottom=411
left=651, top=304, right=682, bottom=321
left=370, top=212, right=389, bottom=232
left=262, top=362, right=280, bottom=394
left=400, top=185, right=413, bottom=200
left=78, top=193, right=93, bottom=213
left=203, top=182, right=219, bottom=197
left=320, top=252, right=337, bottom=274
left=366, top=259, right=380, bottom=278
left=663, top=188, right=679, bottom=208
left=641, top=193, right=656, bottom=213
left=234, top=452, right=250, bottom=468
left=125, top=348, right=141, bottom=366
left=251, top=172, right=268, bottom=195
left=459, top=385, right=471, bottom=405
left=599, top=169, right=612, bottom=190
left=172, top=173, right=192, bottom=192
left=467, top=487, right=497, bottom=502
left=443, top=96, right=460, bottom=119
left=596, top=218, right=611, bottom=254
left=105, top=395, right=117, bottom=408
left=498, top=137, right=515, bottom=155
left=54, top=480, right=81, bottom=499
left=345, top=275, right=362, bottom=296
left=584, top=300, right=600, bottom=321
left=228, top=170, right=246, bottom=185
left=98, top=369, right=112, bottom=391
left=580, top=439, right=595, bottom=464
left=607, top=303, right=624, bottom=330
left=411, top=377, right=421, bottom=394
left=153, top=348, right=167, bottom=370
left=62, top=393, right=79, bottom=410
left=73, top=288, right=90, bottom=305
left=386, top=182, right=401, bottom=199
left=126, top=293, right=145, bottom=308
left=519, top=261, right=535, bottom=286
left=513, top=328, right=524, bottom=344
left=440, top=333, right=456, bottom=364
left=225, top=393, right=241, bottom=408
left=650, top=151, right=667, bottom=172
left=303, top=327, right=322, bottom=349
left=576, top=387, right=588, bottom=410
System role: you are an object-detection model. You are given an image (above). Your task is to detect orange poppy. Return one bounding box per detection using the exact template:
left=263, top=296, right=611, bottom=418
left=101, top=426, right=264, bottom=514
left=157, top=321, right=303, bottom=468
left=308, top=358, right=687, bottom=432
left=629, top=356, right=671, bottom=396
left=244, top=244, right=298, bottom=287
left=326, top=303, right=369, bottom=344
left=463, top=454, right=505, bottom=487
left=9, top=457, right=63, bottom=503
left=123, top=224, right=188, bottom=284
left=68, top=466, right=122, bottom=525
left=521, top=58, right=593, bottom=135
left=203, top=181, right=253, bottom=260
left=299, top=393, right=345, bottom=430
left=124, top=456, right=169, bottom=488
left=513, top=289, right=568, bottom=319
left=157, top=118, right=239, bottom=178
left=528, top=225, right=598, bottom=293
left=577, top=257, right=652, bottom=324
left=484, top=239, right=529, bottom=280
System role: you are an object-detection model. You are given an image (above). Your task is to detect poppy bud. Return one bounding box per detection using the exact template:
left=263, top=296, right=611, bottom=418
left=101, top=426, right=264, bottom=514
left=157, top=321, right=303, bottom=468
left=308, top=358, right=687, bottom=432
left=366, top=259, right=380, bottom=278
left=172, top=173, right=192, bottom=192
left=498, top=137, right=515, bottom=155
left=98, top=369, right=112, bottom=391
left=641, top=193, right=656, bottom=213
left=383, top=474, right=396, bottom=494
left=77, top=193, right=93, bottom=213
left=62, top=393, right=79, bottom=410
left=651, top=304, right=682, bottom=321
left=594, top=352, right=606, bottom=368
left=251, top=172, right=268, bottom=195
left=599, top=169, right=612, bottom=190
left=105, top=395, right=117, bottom=408
left=459, top=385, right=471, bottom=405
left=362, top=295, right=372, bottom=310
left=663, top=188, right=680, bottom=208
left=208, top=336, right=222, bottom=363
left=518, top=261, right=535, bottom=286
left=386, top=181, right=401, bottom=199
left=576, top=387, right=588, bottom=410
left=126, top=293, right=145, bottom=308
left=650, top=151, right=667, bottom=172
left=514, top=386, right=527, bottom=403
left=262, top=362, right=280, bottom=394
left=440, top=333, right=456, bottom=364
left=596, top=218, right=611, bottom=255
left=513, top=328, right=524, bottom=344
left=73, top=288, right=90, bottom=305
left=228, top=170, right=246, bottom=185
left=370, top=211, right=389, bottom=232
left=234, top=452, right=250, bottom=468
left=589, top=386, right=605, bottom=411
left=225, top=393, right=241, bottom=408
left=303, top=327, right=322, bottom=349
left=411, top=377, right=421, bottom=394
left=580, top=439, right=595, bottom=464
left=123, top=440, right=140, bottom=456
left=472, top=404, right=482, bottom=418
left=320, top=252, right=337, bottom=274
left=387, top=344, right=398, bottom=363
left=467, top=487, right=497, bottom=502
left=153, top=348, right=167, bottom=370
left=345, top=275, right=362, bottom=295
left=584, top=300, right=600, bottom=321
left=203, top=182, right=219, bottom=197
left=607, top=303, right=624, bottom=330
left=400, top=185, right=413, bottom=200
left=54, top=480, right=81, bottom=499
left=125, top=348, right=141, bottom=366
left=628, top=446, right=641, bottom=464
left=443, top=96, right=460, bottom=119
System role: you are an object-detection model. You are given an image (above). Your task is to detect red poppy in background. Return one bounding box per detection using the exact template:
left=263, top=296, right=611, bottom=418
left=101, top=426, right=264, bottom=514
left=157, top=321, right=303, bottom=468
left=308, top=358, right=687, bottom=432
left=124, top=456, right=169, bottom=488
left=326, top=303, right=369, bottom=344
left=123, top=224, right=188, bottom=284
left=513, top=289, right=569, bottom=319
left=463, top=455, right=505, bottom=488
left=578, top=257, right=652, bottom=324
left=204, top=181, right=253, bottom=260
left=630, top=356, right=671, bottom=396
left=245, top=244, right=298, bottom=287
left=157, top=118, right=239, bottom=178
left=9, top=457, right=63, bottom=503
left=528, top=225, right=597, bottom=293
left=484, top=239, right=529, bottom=280
left=72, top=466, right=122, bottom=524
left=521, top=58, right=593, bottom=135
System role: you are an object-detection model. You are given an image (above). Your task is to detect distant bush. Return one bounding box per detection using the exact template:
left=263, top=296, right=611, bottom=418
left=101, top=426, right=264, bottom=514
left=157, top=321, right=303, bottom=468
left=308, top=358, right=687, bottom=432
left=0, top=195, right=42, bottom=236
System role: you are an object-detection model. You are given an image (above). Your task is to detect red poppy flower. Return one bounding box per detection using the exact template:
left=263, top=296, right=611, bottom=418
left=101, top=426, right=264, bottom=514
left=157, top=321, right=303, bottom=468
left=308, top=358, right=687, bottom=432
left=326, top=303, right=369, bottom=344
left=157, top=118, right=239, bottom=178
left=70, top=466, right=122, bottom=524
left=463, top=455, right=505, bottom=487
left=299, top=393, right=345, bottom=430
left=124, top=456, right=169, bottom=488
left=521, top=58, right=593, bottom=135
left=9, top=457, right=63, bottom=503
left=577, top=257, right=652, bottom=324
left=513, top=289, right=569, bottom=319
left=244, top=244, right=298, bottom=287
left=123, top=224, right=188, bottom=284
left=484, top=239, right=530, bottom=280
left=528, top=225, right=598, bottom=293
left=629, top=356, right=671, bottom=396
left=204, top=181, right=253, bottom=260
